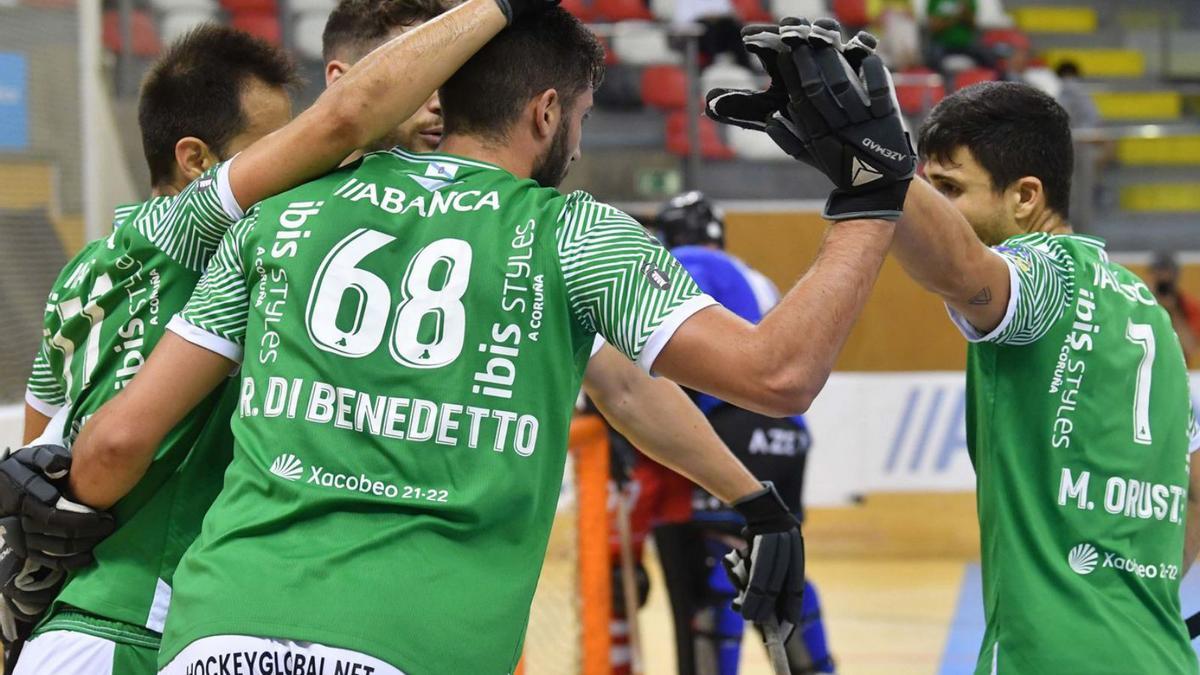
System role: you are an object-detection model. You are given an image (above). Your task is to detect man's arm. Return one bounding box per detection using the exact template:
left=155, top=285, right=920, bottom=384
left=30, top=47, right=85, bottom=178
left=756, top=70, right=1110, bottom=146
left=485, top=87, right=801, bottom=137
left=654, top=219, right=895, bottom=417
left=893, top=179, right=1014, bottom=334
left=70, top=208, right=258, bottom=509
left=69, top=334, right=231, bottom=509
left=583, top=344, right=761, bottom=503
left=224, top=0, right=507, bottom=210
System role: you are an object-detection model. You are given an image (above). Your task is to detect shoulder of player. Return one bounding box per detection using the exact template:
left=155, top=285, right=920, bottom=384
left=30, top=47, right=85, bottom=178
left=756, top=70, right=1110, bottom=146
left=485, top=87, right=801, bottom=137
left=557, top=191, right=640, bottom=231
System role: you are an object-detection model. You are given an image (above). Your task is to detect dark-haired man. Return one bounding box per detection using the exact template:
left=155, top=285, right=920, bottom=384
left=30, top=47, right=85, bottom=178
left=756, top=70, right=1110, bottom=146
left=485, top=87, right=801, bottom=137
left=10, top=1, right=548, bottom=671
left=320, top=16, right=800, bottom=666
left=62, top=8, right=908, bottom=675
left=903, top=83, right=1200, bottom=672
left=715, top=23, right=1200, bottom=671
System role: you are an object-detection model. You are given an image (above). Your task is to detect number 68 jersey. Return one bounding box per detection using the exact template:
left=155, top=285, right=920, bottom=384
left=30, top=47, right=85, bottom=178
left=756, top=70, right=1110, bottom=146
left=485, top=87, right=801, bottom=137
left=163, top=149, right=714, bottom=673
left=951, top=233, right=1200, bottom=674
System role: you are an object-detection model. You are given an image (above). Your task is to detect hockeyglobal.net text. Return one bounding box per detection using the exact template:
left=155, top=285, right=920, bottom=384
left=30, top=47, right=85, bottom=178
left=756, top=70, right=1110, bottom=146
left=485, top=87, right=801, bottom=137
left=184, top=649, right=378, bottom=675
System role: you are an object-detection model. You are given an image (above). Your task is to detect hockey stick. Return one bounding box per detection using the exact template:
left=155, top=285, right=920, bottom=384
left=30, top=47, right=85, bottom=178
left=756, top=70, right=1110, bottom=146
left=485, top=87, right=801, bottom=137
left=760, top=616, right=791, bottom=675
left=615, top=489, right=644, bottom=674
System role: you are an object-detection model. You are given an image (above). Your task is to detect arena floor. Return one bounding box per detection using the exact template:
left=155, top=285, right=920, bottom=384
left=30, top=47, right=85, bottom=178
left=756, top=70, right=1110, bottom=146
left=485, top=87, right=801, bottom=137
left=638, top=492, right=1200, bottom=675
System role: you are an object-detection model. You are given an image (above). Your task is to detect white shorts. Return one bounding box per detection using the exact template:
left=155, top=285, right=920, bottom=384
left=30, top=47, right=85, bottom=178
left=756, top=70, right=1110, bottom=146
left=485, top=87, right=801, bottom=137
left=14, top=629, right=157, bottom=675
left=160, top=635, right=406, bottom=675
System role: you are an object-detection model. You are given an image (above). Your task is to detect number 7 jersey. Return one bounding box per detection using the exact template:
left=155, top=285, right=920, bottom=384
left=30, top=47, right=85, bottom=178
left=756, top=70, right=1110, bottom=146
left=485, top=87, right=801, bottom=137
left=950, top=233, right=1200, bottom=674
left=163, top=149, right=714, bottom=673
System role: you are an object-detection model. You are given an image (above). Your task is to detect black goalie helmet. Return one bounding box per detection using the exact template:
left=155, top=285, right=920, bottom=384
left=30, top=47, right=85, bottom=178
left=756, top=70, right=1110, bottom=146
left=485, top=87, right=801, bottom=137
left=656, top=191, right=725, bottom=249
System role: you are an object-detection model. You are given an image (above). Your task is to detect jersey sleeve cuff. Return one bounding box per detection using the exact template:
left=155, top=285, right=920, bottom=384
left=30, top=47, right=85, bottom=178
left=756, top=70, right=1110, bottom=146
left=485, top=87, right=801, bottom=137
left=637, top=293, right=718, bottom=374
left=946, top=250, right=1021, bottom=344
left=589, top=334, right=606, bottom=360
left=24, top=390, right=62, bottom=417
left=168, top=315, right=244, bottom=364
left=216, top=158, right=245, bottom=222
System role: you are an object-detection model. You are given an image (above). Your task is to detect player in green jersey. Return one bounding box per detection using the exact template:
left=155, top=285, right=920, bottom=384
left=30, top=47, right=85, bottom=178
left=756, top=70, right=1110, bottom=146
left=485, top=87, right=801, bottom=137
left=710, top=20, right=1200, bottom=673
left=318, top=0, right=783, bottom=579
left=7, top=2, right=556, bottom=672
left=62, top=9, right=910, bottom=675
left=899, top=85, right=1200, bottom=674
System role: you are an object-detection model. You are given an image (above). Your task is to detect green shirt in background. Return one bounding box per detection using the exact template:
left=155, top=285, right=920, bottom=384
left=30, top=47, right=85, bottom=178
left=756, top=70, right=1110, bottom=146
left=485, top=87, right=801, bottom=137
left=927, top=0, right=977, bottom=49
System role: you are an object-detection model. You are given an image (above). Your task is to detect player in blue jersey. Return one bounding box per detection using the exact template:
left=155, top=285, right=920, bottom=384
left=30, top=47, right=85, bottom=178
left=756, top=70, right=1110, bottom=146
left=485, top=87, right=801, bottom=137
left=651, top=192, right=834, bottom=675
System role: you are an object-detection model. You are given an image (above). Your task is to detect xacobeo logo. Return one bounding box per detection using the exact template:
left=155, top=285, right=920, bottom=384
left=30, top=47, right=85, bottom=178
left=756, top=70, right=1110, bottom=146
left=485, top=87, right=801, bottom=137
left=1068, top=543, right=1098, bottom=575
left=269, top=454, right=304, bottom=481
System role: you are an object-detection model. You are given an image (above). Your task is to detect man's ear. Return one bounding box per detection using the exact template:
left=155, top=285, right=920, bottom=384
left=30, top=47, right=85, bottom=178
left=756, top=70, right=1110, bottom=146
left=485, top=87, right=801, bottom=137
left=532, top=89, right=560, bottom=141
left=1012, top=175, right=1045, bottom=223
left=173, top=137, right=218, bottom=184
left=325, top=59, right=350, bottom=88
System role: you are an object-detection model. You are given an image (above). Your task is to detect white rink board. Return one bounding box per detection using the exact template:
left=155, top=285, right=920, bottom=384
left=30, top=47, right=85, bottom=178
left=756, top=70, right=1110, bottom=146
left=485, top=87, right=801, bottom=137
left=802, top=371, right=1200, bottom=507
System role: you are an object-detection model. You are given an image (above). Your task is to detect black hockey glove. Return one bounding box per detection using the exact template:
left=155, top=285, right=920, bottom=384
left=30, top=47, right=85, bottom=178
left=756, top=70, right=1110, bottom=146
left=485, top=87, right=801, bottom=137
left=723, top=482, right=804, bottom=632
left=492, top=0, right=560, bottom=24
left=0, top=445, right=115, bottom=570
left=705, top=22, right=880, bottom=164
left=776, top=17, right=916, bottom=221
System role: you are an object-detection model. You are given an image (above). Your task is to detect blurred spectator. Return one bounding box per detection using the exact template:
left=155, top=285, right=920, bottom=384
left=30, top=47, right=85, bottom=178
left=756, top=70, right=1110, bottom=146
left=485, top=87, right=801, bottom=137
left=1053, top=60, right=1109, bottom=228
left=1004, top=41, right=1060, bottom=97
left=673, top=0, right=751, bottom=70
left=924, top=0, right=996, bottom=74
left=1054, top=61, right=1100, bottom=128
left=1150, top=252, right=1200, bottom=366
left=877, top=0, right=922, bottom=70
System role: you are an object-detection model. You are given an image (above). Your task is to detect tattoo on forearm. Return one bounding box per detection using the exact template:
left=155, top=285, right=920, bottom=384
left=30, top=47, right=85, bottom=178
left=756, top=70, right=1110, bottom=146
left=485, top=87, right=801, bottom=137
left=968, top=287, right=992, bottom=306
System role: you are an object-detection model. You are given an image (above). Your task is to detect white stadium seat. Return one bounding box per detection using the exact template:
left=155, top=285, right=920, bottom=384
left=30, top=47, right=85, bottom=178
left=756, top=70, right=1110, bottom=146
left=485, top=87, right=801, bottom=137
left=770, top=0, right=828, bottom=20
left=611, top=21, right=680, bottom=66
left=286, top=0, right=337, bottom=13
left=726, top=125, right=791, bottom=161
left=149, top=0, right=215, bottom=11
left=701, top=58, right=759, bottom=96
left=649, top=0, right=675, bottom=21
left=160, top=9, right=218, bottom=45
left=294, top=11, right=328, bottom=61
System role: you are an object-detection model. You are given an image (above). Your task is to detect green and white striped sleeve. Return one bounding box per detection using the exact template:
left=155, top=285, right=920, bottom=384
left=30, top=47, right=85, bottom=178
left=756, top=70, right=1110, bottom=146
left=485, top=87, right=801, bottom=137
left=167, top=208, right=258, bottom=363
left=948, top=235, right=1074, bottom=346
left=25, top=342, right=65, bottom=416
left=132, top=159, right=245, bottom=272
left=557, top=193, right=715, bottom=372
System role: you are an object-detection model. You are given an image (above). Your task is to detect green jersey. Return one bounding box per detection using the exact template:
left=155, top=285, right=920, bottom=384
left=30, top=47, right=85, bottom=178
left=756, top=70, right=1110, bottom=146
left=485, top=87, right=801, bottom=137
left=162, top=149, right=712, bottom=673
left=24, top=162, right=244, bottom=637
left=952, top=233, right=1199, bottom=674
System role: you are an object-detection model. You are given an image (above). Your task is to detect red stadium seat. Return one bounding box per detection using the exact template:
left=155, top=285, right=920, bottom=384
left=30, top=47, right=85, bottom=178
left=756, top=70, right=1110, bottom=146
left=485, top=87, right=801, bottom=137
left=832, top=0, right=869, bottom=27
left=220, top=0, right=277, bottom=12
left=666, top=112, right=735, bottom=160
left=953, top=67, right=998, bottom=90
left=981, top=28, right=1030, bottom=54
left=561, top=0, right=597, bottom=21
left=894, top=67, right=945, bottom=116
left=102, top=9, right=162, bottom=57
left=731, top=0, right=772, bottom=23
left=641, top=65, right=689, bottom=110
left=593, top=0, right=653, bottom=21
left=231, top=11, right=281, bottom=45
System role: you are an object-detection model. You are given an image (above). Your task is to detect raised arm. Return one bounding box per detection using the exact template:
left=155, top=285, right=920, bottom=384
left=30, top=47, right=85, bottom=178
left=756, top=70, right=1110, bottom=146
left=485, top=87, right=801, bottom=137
left=225, top=0, right=510, bottom=210
left=583, top=343, right=761, bottom=502
left=893, top=178, right=1013, bottom=333
left=654, top=218, right=894, bottom=417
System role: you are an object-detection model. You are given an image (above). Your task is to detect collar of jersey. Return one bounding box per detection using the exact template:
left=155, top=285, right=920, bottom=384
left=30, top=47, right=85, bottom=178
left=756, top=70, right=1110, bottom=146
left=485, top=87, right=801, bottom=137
left=385, top=147, right=506, bottom=173
left=1006, top=231, right=1107, bottom=249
